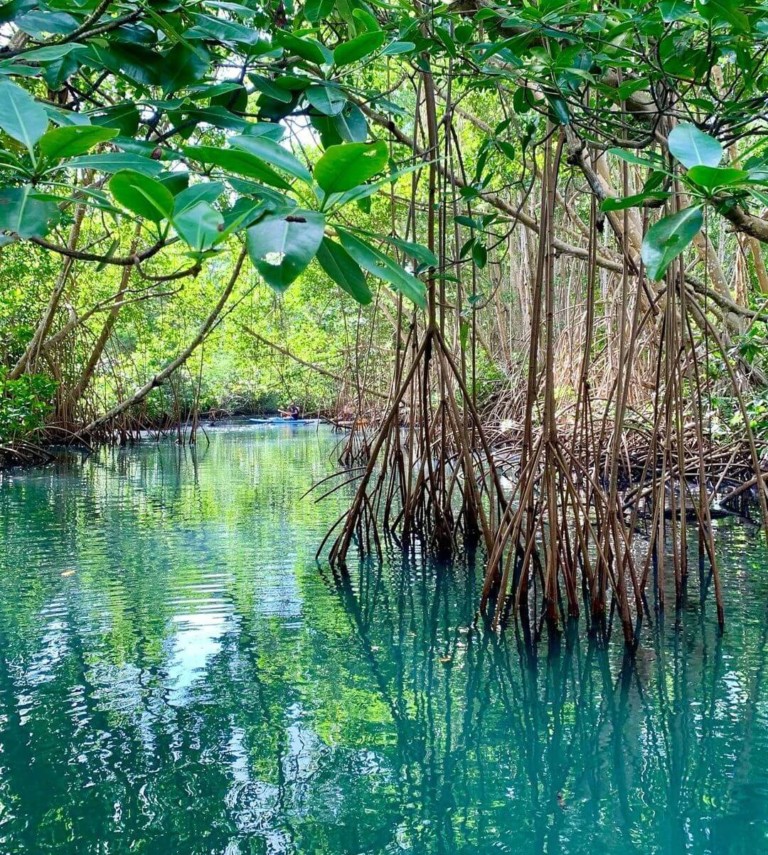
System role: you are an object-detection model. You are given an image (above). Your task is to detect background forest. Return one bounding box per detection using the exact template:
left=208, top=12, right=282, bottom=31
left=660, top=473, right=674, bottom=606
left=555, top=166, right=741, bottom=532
left=3, top=0, right=768, bottom=637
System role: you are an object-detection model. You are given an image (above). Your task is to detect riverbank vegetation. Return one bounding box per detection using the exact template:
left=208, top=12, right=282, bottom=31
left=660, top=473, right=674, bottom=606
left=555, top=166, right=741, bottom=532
left=3, top=0, right=768, bottom=642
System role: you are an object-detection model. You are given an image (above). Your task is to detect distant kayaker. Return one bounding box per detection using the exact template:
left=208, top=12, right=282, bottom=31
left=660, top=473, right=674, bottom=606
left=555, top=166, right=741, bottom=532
left=278, top=403, right=300, bottom=420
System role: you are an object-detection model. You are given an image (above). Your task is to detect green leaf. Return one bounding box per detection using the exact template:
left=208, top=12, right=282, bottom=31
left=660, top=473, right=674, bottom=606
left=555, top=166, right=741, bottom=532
left=472, top=242, right=488, bottom=268
left=333, top=104, right=368, bottom=142
left=0, top=78, right=48, bottom=153
left=641, top=206, right=703, bottom=280
left=0, top=185, right=59, bottom=238
left=249, top=73, right=292, bottom=104
left=601, top=191, right=670, bottom=211
left=109, top=170, right=175, bottom=222
left=183, top=145, right=293, bottom=190
left=697, top=0, right=750, bottom=32
left=316, top=237, right=372, bottom=304
left=38, top=125, right=118, bottom=160
left=608, top=148, right=667, bottom=170
left=333, top=31, right=384, bottom=66
left=685, top=165, right=749, bottom=190
left=315, top=141, right=388, bottom=194
left=305, top=0, right=336, bottom=22
left=668, top=124, right=723, bottom=169
left=659, top=0, right=692, bottom=21
left=306, top=84, right=347, bottom=116
left=547, top=95, right=570, bottom=126
left=186, top=13, right=263, bottom=45
left=383, top=235, right=437, bottom=267
left=90, top=103, right=140, bottom=136
left=161, top=44, right=211, bottom=95
left=174, top=182, right=226, bottom=214
left=336, top=227, right=426, bottom=308
left=173, top=201, right=223, bottom=251
left=246, top=209, right=325, bottom=291
left=381, top=41, right=416, bottom=56
left=276, top=31, right=331, bottom=65
left=230, top=135, right=311, bottom=183
left=62, top=153, right=163, bottom=176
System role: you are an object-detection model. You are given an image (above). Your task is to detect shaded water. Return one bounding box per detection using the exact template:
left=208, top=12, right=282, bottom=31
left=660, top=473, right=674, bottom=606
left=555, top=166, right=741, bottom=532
left=1, top=423, right=767, bottom=854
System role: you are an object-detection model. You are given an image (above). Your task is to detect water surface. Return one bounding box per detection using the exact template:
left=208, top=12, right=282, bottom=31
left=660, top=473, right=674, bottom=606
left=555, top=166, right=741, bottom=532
left=0, top=423, right=767, bottom=854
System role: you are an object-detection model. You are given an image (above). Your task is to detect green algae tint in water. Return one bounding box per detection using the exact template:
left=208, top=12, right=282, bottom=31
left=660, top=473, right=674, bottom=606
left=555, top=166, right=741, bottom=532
left=1, top=424, right=768, bottom=854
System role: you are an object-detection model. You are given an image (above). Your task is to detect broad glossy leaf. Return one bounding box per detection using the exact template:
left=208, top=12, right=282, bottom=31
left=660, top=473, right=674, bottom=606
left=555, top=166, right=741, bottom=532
left=173, top=201, right=223, bottom=251
left=306, top=84, right=347, bottom=116
left=668, top=124, right=722, bottom=169
left=230, top=135, right=311, bottom=183
left=601, top=191, right=670, bottom=211
left=63, top=153, right=163, bottom=176
left=109, top=170, right=175, bottom=222
left=86, top=43, right=161, bottom=87
left=0, top=79, right=48, bottom=152
left=43, top=105, right=91, bottom=127
left=184, top=145, right=293, bottom=190
left=39, top=125, right=118, bottom=159
left=305, top=0, right=335, bottom=22
left=641, top=206, right=703, bottom=280
left=16, top=9, right=78, bottom=36
left=385, top=236, right=438, bottom=267
left=160, top=44, right=210, bottom=95
left=0, top=185, right=59, bottom=238
left=249, top=73, right=292, bottom=104
left=246, top=209, right=325, bottom=291
left=276, top=32, right=331, bottom=65
left=607, top=148, right=667, bottom=169
left=685, top=165, right=749, bottom=190
left=17, top=43, right=85, bottom=62
left=174, top=182, right=225, bottom=213
left=186, top=13, right=263, bottom=45
left=316, top=237, right=371, bottom=304
left=381, top=41, right=416, bottom=56
left=221, top=197, right=269, bottom=236
left=697, top=0, right=750, bottom=32
left=336, top=227, right=426, bottom=308
left=333, top=31, right=384, bottom=66
left=90, top=103, right=140, bottom=136
left=659, top=0, right=692, bottom=21
left=333, top=104, right=368, bottom=142
left=315, top=141, right=388, bottom=194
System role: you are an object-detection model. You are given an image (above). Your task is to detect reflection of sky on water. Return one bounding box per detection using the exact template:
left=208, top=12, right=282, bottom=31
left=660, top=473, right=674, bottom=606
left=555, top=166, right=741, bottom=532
left=168, top=612, right=229, bottom=703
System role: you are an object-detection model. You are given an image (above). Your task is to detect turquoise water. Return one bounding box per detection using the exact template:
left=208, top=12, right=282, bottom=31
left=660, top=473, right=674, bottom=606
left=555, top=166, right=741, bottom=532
left=0, top=423, right=767, bottom=854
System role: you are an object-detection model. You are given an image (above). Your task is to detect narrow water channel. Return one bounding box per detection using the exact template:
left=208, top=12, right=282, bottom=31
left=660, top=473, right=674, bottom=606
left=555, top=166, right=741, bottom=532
left=0, top=423, right=766, bottom=854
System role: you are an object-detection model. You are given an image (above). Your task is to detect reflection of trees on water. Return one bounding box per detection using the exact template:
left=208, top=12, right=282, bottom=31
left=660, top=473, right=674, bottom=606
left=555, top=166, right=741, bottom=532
left=328, top=547, right=768, bottom=854
left=1, top=432, right=768, bottom=853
